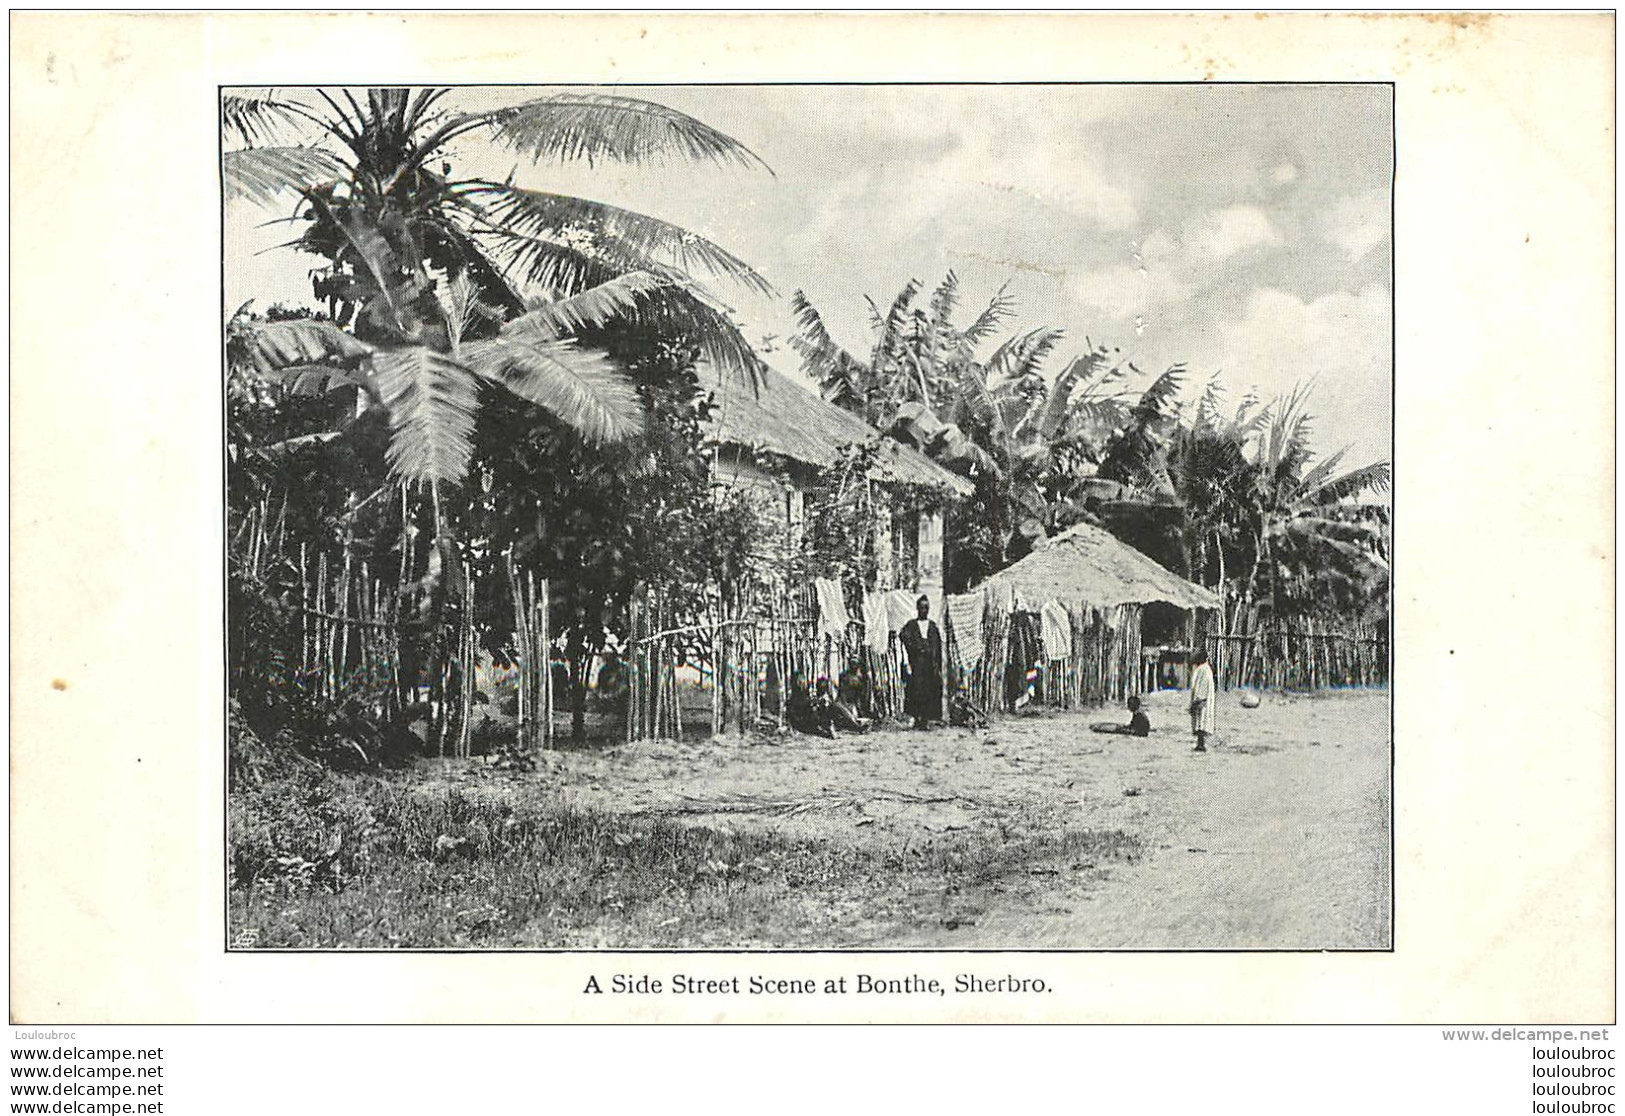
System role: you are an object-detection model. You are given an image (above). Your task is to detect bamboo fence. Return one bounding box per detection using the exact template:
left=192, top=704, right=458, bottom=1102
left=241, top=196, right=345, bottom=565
left=627, top=584, right=824, bottom=743
left=1202, top=621, right=1388, bottom=691
left=231, top=501, right=556, bottom=757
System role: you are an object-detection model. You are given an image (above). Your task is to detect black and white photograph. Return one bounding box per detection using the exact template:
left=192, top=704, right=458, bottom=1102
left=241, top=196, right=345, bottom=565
left=223, top=82, right=1394, bottom=952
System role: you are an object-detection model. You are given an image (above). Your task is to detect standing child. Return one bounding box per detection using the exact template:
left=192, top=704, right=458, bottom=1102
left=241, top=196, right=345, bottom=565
left=1189, top=649, right=1216, bottom=751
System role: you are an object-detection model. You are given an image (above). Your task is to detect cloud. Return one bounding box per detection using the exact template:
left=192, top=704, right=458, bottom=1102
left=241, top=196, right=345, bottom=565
left=1068, top=263, right=1192, bottom=320
left=1271, top=162, right=1299, bottom=184
left=1190, top=205, right=1281, bottom=260
left=1324, top=188, right=1390, bottom=262
left=1197, top=285, right=1392, bottom=464
left=1064, top=206, right=1280, bottom=320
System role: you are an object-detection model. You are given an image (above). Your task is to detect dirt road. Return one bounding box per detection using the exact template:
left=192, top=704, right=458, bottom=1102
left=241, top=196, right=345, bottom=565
left=453, top=687, right=1391, bottom=949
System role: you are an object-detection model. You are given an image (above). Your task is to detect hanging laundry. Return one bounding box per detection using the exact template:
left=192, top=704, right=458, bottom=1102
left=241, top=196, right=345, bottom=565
left=814, top=577, right=851, bottom=642
left=886, top=588, right=921, bottom=632
left=862, top=591, right=890, bottom=654
left=1041, top=599, right=1072, bottom=660
left=945, top=592, right=986, bottom=665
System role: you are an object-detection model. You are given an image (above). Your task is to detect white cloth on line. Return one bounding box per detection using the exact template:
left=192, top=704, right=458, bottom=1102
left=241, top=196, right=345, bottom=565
left=814, top=578, right=850, bottom=642
left=1040, top=599, right=1072, bottom=660
left=945, top=592, right=985, bottom=665
left=886, top=589, right=921, bottom=632
left=862, top=591, right=890, bottom=654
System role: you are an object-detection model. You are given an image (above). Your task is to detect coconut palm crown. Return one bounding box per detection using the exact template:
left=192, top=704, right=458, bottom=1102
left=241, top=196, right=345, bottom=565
left=224, top=87, right=771, bottom=495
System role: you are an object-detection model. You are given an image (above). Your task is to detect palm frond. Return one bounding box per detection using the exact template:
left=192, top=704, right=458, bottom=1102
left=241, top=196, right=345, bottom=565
left=434, top=272, right=486, bottom=347
left=983, top=328, right=1065, bottom=387
left=957, top=282, right=1017, bottom=353
left=506, top=271, right=668, bottom=341
left=1194, top=374, right=1227, bottom=433
left=223, top=146, right=346, bottom=208
left=789, top=290, right=868, bottom=404
left=459, top=182, right=773, bottom=297
left=463, top=336, right=644, bottom=444
left=459, top=213, right=630, bottom=298
left=430, top=222, right=528, bottom=321
left=640, top=282, right=766, bottom=391
left=1038, top=352, right=1106, bottom=439
left=260, top=363, right=366, bottom=397
left=1058, top=395, right=1131, bottom=448
left=922, top=271, right=960, bottom=365
left=928, top=270, right=961, bottom=329
left=1303, top=460, right=1391, bottom=504
left=484, top=92, right=769, bottom=171
left=229, top=318, right=372, bottom=375
left=863, top=294, right=887, bottom=335
left=1259, top=380, right=1318, bottom=472
left=1131, top=364, right=1188, bottom=420
left=870, top=279, right=923, bottom=372
left=367, top=346, right=480, bottom=485
left=1291, top=445, right=1351, bottom=502
left=221, top=92, right=311, bottom=146
left=469, top=203, right=765, bottom=391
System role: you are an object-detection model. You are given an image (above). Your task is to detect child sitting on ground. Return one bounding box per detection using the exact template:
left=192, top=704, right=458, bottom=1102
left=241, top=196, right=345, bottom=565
left=1090, top=694, right=1152, bottom=737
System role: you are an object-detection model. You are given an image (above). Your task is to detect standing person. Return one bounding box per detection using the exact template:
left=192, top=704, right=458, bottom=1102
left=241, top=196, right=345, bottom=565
left=1189, top=648, right=1216, bottom=751
left=898, top=595, right=943, bottom=730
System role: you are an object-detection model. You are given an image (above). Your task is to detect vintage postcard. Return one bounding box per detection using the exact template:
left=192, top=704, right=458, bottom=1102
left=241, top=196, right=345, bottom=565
left=10, top=12, right=1614, bottom=1023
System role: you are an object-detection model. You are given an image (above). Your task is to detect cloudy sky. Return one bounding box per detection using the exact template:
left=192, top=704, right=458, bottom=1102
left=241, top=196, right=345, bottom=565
left=226, top=83, right=1393, bottom=467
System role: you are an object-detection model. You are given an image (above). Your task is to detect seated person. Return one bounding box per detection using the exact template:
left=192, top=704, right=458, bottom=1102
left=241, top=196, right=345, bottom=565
left=594, top=650, right=628, bottom=711
left=820, top=676, right=871, bottom=734
left=1091, top=695, right=1152, bottom=737
left=838, top=661, right=874, bottom=719
left=786, top=675, right=836, bottom=739
left=950, top=691, right=989, bottom=729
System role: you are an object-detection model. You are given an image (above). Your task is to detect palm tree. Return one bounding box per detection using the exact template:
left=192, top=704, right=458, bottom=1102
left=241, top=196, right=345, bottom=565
left=789, top=271, right=1012, bottom=445
left=223, top=86, right=771, bottom=509
left=1239, top=381, right=1391, bottom=624
left=1099, top=377, right=1390, bottom=630
left=938, top=338, right=1164, bottom=576
left=792, top=274, right=1168, bottom=582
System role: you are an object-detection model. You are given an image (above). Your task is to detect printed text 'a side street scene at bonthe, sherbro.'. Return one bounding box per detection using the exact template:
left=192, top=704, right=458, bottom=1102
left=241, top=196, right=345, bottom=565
left=225, top=84, right=1392, bottom=950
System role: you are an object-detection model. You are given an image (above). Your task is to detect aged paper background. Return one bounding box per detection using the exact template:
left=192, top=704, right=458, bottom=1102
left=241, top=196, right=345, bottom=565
left=9, top=12, right=1613, bottom=1023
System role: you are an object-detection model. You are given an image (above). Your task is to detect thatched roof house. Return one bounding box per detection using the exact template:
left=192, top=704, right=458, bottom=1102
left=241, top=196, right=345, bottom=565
left=704, top=365, right=972, bottom=498
left=975, top=520, right=1220, bottom=611
left=701, top=363, right=970, bottom=599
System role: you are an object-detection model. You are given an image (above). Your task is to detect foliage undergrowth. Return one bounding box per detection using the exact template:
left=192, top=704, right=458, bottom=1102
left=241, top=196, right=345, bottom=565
left=228, top=772, right=1141, bottom=949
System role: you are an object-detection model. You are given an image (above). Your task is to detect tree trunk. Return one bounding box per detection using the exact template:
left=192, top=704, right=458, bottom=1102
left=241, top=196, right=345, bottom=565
left=1236, top=528, right=1268, bottom=635
left=571, top=658, right=588, bottom=744
left=990, top=487, right=1004, bottom=572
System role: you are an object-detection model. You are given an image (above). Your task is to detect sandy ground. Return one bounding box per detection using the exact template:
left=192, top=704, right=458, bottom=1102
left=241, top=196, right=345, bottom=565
left=442, top=687, right=1391, bottom=950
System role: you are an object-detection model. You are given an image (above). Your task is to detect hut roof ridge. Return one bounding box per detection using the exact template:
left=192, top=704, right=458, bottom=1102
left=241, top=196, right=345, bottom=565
left=975, top=519, right=1220, bottom=611
left=703, top=362, right=974, bottom=497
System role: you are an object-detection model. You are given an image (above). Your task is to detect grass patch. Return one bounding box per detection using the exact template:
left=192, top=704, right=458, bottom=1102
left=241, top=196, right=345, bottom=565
left=229, top=771, right=1142, bottom=948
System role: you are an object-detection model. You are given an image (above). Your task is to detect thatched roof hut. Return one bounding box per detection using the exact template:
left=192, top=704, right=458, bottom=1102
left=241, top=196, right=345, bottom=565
left=975, top=520, right=1220, bottom=611
left=705, top=365, right=973, bottom=497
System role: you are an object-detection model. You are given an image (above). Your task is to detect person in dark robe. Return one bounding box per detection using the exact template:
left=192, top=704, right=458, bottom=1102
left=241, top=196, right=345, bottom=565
left=898, top=595, right=943, bottom=729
